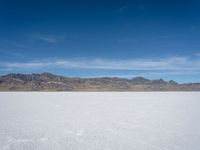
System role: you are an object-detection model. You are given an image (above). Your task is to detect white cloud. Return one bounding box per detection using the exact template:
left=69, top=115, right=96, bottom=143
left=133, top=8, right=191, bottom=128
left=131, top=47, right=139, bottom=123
left=1, top=56, right=200, bottom=72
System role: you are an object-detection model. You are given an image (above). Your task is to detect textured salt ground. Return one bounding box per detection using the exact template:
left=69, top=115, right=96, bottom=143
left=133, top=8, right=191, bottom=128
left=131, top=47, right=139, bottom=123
left=0, top=92, right=200, bottom=150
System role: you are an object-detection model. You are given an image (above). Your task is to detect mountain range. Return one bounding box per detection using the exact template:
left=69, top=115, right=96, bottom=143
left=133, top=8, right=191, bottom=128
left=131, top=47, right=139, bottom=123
left=0, top=73, right=200, bottom=91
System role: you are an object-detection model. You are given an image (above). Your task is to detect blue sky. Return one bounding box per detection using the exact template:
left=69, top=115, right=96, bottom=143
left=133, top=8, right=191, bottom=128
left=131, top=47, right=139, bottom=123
left=0, top=0, right=200, bottom=82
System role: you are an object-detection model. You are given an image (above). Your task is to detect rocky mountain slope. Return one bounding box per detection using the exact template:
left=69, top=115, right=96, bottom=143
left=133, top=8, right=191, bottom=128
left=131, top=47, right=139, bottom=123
left=0, top=73, right=200, bottom=91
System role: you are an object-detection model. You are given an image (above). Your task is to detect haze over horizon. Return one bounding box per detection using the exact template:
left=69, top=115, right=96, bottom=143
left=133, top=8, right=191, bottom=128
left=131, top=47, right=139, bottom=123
left=0, top=0, right=200, bottom=83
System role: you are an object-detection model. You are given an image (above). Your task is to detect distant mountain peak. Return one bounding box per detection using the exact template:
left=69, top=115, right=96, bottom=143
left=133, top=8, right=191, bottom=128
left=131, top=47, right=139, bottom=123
left=40, top=72, right=58, bottom=77
left=41, top=72, right=55, bottom=76
left=169, top=80, right=178, bottom=85
left=0, top=73, right=200, bottom=91
left=132, top=76, right=149, bottom=80
left=131, top=76, right=150, bottom=84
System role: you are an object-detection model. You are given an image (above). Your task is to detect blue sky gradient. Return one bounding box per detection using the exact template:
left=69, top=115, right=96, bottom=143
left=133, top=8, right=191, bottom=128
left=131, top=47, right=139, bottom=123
left=0, top=0, right=200, bottom=82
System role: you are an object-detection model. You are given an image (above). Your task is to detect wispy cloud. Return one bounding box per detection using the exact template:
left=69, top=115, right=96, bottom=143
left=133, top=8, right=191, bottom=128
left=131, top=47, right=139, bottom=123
left=0, top=48, right=24, bottom=58
left=31, top=34, right=58, bottom=43
left=195, top=52, right=200, bottom=57
left=117, top=6, right=128, bottom=13
left=116, top=5, right=144, bottom=14
left=137, top=5, right=145, bottom=11
left=114, top=34, right=174, bottom=44
left=113, top=38, right=138, bottom=43
left=0, top=39, right=28, bottom=49
left=0, top=40, right=27, bottom=58
left=1, top=56, right=200, bottom=72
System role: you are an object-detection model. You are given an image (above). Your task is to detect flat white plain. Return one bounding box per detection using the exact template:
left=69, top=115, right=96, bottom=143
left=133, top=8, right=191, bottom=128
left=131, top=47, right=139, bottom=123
left=0, top=92, right=200, bottom=150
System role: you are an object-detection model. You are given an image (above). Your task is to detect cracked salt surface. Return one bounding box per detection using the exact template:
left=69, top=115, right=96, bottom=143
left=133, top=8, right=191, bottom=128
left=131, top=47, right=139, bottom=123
left=0, top=92, right=200, bottom=150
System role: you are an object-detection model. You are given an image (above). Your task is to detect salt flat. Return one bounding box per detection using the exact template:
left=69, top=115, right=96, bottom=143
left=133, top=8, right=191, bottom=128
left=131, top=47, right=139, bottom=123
left=0, top=92, right=200, bottom=150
